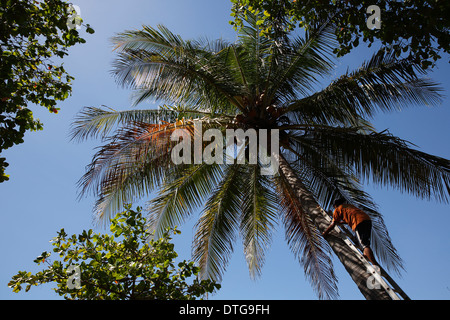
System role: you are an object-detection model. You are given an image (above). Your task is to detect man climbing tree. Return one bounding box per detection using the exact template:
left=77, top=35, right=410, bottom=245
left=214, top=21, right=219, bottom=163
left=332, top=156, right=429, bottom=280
left=323, top=198, right=379, bottom=268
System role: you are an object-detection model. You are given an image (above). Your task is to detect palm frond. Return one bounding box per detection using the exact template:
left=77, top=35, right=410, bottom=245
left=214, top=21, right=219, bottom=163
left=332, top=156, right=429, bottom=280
left=111, top=25, right=244, bottom=111
left=233, top=12, right=274, bottom=98
left=192, top=164, right=244, bottom=282
left=70, top=106, right=181, bottom=142
left=266, top=19, right=337, bottom=104
left=146, top=163, right=223, bottom=239
left=240, top=164, right=278, bottom=279
left=286, top=49, right=443, bottom=124
left=297, top=126, right=450, bottom=203
left=79, top=120, right=192, bottom=225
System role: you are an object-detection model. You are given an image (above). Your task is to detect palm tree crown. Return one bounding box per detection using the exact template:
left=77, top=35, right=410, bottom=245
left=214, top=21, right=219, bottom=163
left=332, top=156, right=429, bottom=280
left=71, top=15, right=449, bottom=299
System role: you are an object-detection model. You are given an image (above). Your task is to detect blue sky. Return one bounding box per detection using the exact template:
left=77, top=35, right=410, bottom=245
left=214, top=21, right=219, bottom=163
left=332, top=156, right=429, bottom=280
left=1, top=0, right=449, bottom=300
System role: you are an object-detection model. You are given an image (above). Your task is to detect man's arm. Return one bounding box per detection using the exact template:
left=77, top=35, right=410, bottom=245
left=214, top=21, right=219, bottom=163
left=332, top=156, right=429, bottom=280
left=322, top=219, right=337, bottom=237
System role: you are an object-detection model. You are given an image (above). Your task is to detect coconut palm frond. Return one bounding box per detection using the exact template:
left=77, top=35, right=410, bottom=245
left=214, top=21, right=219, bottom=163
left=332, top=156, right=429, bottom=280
left=240, top=164, right=278, bottom=279
left=299, top=126, right=450, bottom=203
left=146, top=162, right=223, bottom=239
left=80, top=120, right=193, bottom=225
left=233, top=12, right=274, bottom=97
left=70, top=106, right=184, bottom=142
left=286, top=49, right=443, bottom=125
left=192, top=164, right=244, bottom=282
left=267, top=20, right=338, bottom=104
left=112, top=25, right=243, bottom=112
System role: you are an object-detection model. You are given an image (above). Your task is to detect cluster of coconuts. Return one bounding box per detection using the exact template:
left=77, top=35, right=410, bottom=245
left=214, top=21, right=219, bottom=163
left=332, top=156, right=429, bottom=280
left=231, top=105, right=283, bottom=129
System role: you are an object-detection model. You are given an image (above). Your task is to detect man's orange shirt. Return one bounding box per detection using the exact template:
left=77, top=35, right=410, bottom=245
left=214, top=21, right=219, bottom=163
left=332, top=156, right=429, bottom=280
left=333, top=204, right=371, bottom=231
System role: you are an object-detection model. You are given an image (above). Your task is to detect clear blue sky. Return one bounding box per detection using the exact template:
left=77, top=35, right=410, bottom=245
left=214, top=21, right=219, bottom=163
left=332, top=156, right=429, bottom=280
left=1, top=0, right=449, bottom=300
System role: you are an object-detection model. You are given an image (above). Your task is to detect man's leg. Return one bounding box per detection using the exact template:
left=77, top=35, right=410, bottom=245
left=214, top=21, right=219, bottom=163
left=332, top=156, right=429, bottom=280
left=363, top=246, right=379, bottom=267
left=356, top=220, right=379, bottom=267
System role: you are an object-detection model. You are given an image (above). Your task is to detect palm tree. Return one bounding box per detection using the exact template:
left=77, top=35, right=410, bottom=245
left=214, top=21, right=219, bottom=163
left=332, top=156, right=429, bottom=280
left=71, top=15, right=450, bottom=299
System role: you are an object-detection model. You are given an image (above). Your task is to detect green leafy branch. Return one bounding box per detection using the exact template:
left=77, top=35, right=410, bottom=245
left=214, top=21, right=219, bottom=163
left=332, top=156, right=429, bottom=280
left=8, top=205, right=220, bottom=300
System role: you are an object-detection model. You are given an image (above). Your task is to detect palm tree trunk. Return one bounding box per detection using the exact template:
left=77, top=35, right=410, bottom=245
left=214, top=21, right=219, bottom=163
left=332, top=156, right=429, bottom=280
left=277, top=154, right=392, bottom=300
